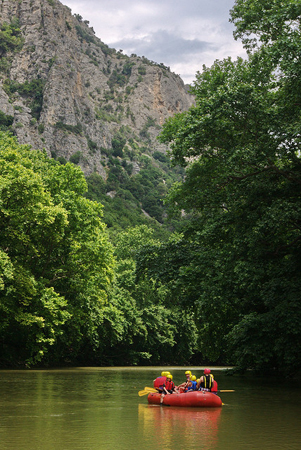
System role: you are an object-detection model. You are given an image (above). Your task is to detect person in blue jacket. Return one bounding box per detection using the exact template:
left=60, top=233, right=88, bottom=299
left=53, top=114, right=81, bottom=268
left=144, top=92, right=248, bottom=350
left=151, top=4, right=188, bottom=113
left=186, top=375, right=198, bottom=391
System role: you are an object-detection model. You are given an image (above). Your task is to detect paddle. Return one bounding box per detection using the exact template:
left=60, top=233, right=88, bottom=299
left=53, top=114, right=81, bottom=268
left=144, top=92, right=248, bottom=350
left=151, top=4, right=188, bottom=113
left=144, top=386, right=158, bottom=393
left=138, top=386, right=235, bottom=396
left=138, top=390, right=151, bottom=396
left=199, top=388, right=235, bottom=392
left=138, top=386, right=158, bottom=396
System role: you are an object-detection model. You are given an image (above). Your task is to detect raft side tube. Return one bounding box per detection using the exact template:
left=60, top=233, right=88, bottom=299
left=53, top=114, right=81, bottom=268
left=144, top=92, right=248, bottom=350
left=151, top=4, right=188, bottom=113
left=147, top=391, right=222, bottom=407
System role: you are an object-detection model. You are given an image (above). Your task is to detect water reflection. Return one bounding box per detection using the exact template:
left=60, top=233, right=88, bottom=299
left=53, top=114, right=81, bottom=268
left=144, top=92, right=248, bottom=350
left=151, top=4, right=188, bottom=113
left=139, top=403, right=222, bottom=450
left=1, top=368, right=300, bottom=450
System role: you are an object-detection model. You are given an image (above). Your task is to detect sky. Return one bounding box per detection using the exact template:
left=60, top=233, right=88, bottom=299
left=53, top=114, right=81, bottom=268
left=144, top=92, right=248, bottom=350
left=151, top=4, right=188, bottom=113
left=63, top=0, right=246, bottom=84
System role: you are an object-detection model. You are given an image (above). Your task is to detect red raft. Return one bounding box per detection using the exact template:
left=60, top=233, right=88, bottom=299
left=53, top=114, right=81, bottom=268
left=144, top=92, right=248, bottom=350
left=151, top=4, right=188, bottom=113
left=147, top=390, right=222, bottom=407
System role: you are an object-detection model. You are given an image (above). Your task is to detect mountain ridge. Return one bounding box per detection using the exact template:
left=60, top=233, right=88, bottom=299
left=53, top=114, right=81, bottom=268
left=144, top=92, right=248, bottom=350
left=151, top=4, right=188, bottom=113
left=0, top=0, right=194, bottom=180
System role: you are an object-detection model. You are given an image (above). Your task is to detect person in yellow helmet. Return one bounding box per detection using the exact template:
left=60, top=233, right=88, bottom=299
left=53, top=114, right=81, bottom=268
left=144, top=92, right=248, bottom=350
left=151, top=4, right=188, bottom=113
left=157, top=373, right=176, bottom=404
left=186, top=375, right=197, bottom=391
left=153, top=372, right=168, bottom=392
left=177, top=370, right=192, bottom=392
left=165, top=374, right=178, bottom=393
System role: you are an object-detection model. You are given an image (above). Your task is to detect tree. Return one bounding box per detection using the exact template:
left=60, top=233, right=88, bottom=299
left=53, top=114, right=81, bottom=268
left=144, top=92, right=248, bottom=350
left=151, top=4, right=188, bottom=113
left=0, top=132, right=115, bottom=366
left=158, top=0, right=301, bottom=373
left=0, top=19, right=24, bottom=56
left=94, top=226, right=199, bottom=365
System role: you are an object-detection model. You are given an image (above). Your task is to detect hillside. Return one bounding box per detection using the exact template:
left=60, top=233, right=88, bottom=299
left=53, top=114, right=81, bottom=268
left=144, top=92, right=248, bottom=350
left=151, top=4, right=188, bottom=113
left=0, top=0, right=194, bottom=228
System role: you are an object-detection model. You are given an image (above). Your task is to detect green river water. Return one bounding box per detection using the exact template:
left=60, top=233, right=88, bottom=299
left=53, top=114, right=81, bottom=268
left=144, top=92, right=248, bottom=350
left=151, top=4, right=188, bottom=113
left=0, top=367, right=300, bottom=450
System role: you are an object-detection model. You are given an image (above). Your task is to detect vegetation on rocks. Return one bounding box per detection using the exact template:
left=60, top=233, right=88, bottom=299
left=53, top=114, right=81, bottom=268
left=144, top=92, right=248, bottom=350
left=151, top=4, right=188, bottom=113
left=0, top=19, right=23, bottom=57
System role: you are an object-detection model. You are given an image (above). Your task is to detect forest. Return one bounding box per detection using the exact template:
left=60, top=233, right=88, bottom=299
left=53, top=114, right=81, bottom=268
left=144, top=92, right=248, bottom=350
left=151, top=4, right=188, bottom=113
left=0, top=0, right=300, bottom=374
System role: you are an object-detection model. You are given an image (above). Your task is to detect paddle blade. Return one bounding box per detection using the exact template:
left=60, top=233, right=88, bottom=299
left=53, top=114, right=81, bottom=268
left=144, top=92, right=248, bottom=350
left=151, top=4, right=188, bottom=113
left=143, top=386, right=158, bottom=393
left=138, top=390, right=150, bottom=396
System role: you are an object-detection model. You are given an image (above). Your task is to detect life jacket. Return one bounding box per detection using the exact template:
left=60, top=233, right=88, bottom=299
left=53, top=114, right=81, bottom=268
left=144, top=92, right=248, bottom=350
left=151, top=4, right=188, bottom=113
left=153, top=376, right=166, bottom=390
left=201, top=374, right=214, bottom=390
left=165, top=379, right=175, bottom=391
left=186, top=380, right=197, bottom=391
left=211, top=380, right=218, bottom=393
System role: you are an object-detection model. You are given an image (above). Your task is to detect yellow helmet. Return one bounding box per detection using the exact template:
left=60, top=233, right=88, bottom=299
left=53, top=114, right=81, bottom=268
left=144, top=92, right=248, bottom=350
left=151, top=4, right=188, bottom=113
left=185, top=370, right=192, bottom=375
left=191, top=375, right=196, bottom=381
left=197, top=378, right=200, bottom=383
left=167, top=374, right=173, bottom=380
left=161, top=371, right=168, bottom=376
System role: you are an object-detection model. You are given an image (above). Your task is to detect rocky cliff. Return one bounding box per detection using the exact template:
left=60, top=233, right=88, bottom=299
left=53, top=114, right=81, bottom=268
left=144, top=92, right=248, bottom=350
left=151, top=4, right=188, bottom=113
left=0, top=0, right=193, bottom=178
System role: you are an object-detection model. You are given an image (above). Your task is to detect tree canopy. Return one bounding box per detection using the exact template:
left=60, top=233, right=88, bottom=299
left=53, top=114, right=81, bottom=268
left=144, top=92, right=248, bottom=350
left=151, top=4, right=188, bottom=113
left=157, top=0, right=301, bottom=373
left=0, top=133, right=115, bottom=365
left=1, top=0, right=300, bottom=373
left=0, top=134, right=198, bottom=367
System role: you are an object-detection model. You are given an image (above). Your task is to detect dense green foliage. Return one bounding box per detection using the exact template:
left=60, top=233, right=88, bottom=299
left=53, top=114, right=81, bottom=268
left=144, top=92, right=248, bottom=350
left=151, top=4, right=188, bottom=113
left=1, top=0, right=300, bottom=373
left=85, top=149, right=184, bottom=233
left=92, top=225, right=198, bottom=365
left=156, top=0, right=301, bottom=374
left=0, top=19, right=24, bottom=74
left=0, top=110, right=13, bottom=131
left=0, top=19, right=23, bottom=56
left=0, top=134, right=196, bottom=367
left=3, top=78, right=45, bottom=120
left=0, top=133, right=115, bottom=365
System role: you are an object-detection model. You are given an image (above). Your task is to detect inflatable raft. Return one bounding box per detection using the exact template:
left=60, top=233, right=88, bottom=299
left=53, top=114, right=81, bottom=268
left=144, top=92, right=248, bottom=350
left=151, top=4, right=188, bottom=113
left=147, top=390, right=222, bottom=407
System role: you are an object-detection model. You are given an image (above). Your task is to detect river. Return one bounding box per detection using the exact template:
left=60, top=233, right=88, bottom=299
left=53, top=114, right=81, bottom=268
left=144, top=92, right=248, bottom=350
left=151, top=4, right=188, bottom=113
left=0, top=367, right=300, bottom=449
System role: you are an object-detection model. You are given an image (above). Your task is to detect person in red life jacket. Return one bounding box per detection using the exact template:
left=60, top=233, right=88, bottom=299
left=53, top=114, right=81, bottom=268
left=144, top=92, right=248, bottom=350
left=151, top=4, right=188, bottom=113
left=177, top=370, right=192, bottom=392
left=165, top=374, right=177, bottom=393
left=153, top=371, right=173, bottom=404
left=197, top=368, right=218, bottom=393
left=153, top=371, right=167, bottom=393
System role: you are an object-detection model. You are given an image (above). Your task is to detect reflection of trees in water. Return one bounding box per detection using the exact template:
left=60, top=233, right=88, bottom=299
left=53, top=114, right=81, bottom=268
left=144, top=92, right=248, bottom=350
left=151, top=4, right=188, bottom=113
left=138, top=403, right=221, bottom=449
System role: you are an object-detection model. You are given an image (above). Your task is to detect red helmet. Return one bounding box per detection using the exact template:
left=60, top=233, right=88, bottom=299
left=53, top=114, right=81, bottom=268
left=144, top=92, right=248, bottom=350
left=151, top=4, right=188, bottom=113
left=204, top=368, right=211, bottom=374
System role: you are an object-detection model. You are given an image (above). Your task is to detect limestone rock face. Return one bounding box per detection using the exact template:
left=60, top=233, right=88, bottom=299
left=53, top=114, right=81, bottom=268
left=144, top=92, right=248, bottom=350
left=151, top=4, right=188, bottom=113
left=0, top=0, right=194, bottom=176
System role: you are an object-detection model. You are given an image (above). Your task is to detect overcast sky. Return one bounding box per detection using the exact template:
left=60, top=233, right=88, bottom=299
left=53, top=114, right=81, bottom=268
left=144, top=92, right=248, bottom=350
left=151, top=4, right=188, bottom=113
left=63, top=0, right=246, bottom=84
